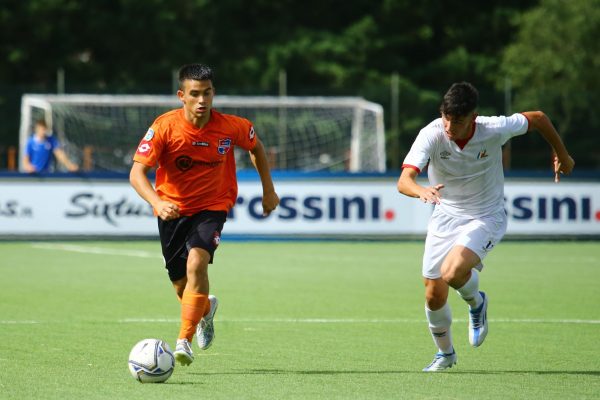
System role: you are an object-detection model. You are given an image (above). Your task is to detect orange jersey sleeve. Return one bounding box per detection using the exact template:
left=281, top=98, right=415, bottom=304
left=133, top=108, right=258, bottom=215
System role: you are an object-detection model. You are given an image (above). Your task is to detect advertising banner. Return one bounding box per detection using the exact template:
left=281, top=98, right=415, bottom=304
left=0, top=179, right=598, bottom=237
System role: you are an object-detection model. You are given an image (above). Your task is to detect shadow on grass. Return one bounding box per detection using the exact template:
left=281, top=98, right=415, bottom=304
left=182, top=369, right=600, bottom=377
left=167, top=369, right=600, bottom=385
left=456, top=370, right=600, bottom=376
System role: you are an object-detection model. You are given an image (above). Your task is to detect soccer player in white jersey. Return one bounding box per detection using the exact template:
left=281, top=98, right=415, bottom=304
left=397, top=82, right=575, bottom=372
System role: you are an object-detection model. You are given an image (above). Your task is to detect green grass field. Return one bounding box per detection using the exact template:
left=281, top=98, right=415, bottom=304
left=0, top=240, right=598, bottom=399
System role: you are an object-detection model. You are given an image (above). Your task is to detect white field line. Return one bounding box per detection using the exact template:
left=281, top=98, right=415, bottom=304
left=2, top=317, right=599, bottom=325
left=118, top=317, right=600, bottom=324
left=30, top=243, right=161, bottom=259
left=0, top=320, right=39, bottom=324
left=17, top=244, right=600, bottom=327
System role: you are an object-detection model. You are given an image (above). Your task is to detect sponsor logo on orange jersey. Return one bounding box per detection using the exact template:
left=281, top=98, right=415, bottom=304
left=137, top=143, right=151, bottom=154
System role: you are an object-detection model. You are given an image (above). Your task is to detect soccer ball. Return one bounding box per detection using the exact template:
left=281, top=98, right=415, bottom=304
left=128, top=338, right=175, bottom=383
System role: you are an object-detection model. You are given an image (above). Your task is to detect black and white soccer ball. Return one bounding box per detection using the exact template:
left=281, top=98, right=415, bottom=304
left=128, top=338, right=175, bottom=383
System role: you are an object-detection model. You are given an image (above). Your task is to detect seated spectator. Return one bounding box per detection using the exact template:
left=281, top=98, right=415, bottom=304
left=23, top=119, right=79, bottom=173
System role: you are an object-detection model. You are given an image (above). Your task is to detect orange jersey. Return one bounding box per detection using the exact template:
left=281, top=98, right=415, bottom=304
left=133, top=108, right=257, bottom=215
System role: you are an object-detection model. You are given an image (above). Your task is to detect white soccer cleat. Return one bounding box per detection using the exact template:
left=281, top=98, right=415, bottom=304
left=422, top=350, right=457, bottom=372
left=469, top=291, right=488, bottom=347
left=173, top=338, right=194, bottom=366
left=196, top=295, right=218, bottom=350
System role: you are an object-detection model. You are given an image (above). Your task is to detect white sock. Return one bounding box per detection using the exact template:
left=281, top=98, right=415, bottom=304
left=456, top=269, right=483, bottom=309
left=425, top=303, right=454, bottom=354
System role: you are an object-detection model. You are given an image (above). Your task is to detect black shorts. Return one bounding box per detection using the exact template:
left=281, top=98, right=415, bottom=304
left=157, top=210, right=227, bottom=282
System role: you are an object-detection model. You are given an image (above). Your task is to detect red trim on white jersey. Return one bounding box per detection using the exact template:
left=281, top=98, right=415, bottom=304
left=455, top=122, right=476, bottom=150
left=520, top=112, right=531, bottom=131
left=402, top=164, right=421, bottom=174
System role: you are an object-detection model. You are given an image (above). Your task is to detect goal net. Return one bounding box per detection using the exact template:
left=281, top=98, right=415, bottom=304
left=19, top=94, right=385, bottom=173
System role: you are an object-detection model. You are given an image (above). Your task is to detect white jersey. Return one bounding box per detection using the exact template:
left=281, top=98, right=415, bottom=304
left=403, top=113, right=529, bottom=218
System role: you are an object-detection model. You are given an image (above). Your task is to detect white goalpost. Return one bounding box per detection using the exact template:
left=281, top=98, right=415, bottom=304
left=19, top=94, right=385, bottom=173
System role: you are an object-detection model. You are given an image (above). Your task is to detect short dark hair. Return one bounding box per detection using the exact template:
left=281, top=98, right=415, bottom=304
left=440, top=82, right=478, bottom=117
left=35, top=119, right=47, bottom=128
left=178, top=64, right=214, bottom=89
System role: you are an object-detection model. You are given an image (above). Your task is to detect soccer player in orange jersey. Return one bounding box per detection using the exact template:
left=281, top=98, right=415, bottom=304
left=130, top=63, right=280, bottom=366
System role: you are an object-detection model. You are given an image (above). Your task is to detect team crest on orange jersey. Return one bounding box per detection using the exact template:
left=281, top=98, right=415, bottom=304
left=218, top=138, right=232, bottom=155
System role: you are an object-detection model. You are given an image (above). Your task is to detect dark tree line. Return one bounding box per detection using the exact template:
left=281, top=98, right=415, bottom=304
left=1, top=0, right=598, bottom=169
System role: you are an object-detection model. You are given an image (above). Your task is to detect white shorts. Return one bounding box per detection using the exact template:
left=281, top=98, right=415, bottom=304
left=422, top=207, right=507, bottom=279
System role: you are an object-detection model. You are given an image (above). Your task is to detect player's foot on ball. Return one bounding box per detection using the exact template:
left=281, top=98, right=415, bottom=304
left=197, top=295, right=218, bottom=350
left=174, top=338, right=194, bottom=366
left=422, top=350, right=457, bottom=372
left=469, top=291, right=488, bottom=347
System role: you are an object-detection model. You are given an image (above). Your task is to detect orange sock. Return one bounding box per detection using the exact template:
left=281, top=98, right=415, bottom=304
left=178, top=290, right=209, bottom=342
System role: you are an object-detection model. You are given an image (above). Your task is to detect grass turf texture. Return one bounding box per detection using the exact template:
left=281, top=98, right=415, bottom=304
left=0, top=240, right=598, bottom=399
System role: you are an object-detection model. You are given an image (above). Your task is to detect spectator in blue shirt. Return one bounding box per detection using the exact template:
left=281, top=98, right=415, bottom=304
left=23, top=119, right=78, bottom=173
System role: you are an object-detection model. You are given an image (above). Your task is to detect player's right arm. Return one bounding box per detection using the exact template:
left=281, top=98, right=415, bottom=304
left=23, top=140, right=37, bottom=172
left=129, top=161, right=180, bottom=220
left=397, top=167, right=444, bottom=205
left=23, top=155, right=36, bottom=173
left=398, top=124, right=444, bottom=204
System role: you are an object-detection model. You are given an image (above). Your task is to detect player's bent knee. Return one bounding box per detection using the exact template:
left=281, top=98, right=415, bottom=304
left=424, top=287, right=448, bottom=311
left=440, top=266, right=458, bottom=284
left=441, top=263, right=471, bottom=287
left=186, top=260, right=208, bottom=276
left=425, top=295, right=447, bottom=311
left=187, top=248, right=210, bottom=266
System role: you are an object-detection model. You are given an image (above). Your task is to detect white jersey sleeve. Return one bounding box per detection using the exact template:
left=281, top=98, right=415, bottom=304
left=475, top=113, right=529, bottom=145
left=402, top=119, right=442, bottom=172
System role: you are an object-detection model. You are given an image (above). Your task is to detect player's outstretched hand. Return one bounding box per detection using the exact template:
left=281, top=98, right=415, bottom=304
left=262, top=191, right=280, bottom=217
left=419, top=184, right=444, bottom=205
left=554, top=154, right=575, bottom=183
left=156, top=201, right=180, bottom=221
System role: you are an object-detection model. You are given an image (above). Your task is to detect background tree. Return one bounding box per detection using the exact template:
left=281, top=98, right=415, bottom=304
left=501, top=0, right=600, bottom=167
left=0, top=0, right=597, bottom=170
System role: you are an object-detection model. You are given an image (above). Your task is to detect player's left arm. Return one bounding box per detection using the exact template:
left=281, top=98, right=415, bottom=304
left=53, top=148, right=79, bottom=172
left=249, top=138, right=280, bottom=216
left=521, top=111, right=574, bottom=182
